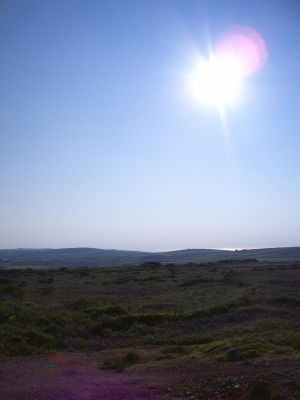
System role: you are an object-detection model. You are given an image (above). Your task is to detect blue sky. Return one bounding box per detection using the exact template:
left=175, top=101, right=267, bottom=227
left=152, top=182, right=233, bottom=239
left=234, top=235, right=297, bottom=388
left=1, top=0, right=300, bottom=250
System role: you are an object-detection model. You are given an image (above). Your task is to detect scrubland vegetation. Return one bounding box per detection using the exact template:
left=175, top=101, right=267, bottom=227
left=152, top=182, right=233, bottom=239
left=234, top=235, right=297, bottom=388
left=1, top=260, right=300, bottom=366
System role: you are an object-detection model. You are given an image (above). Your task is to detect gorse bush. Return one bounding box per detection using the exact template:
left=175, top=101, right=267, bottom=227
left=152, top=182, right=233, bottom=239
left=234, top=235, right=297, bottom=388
left=26, top=330, right=57, bottom=348
left=0, top=285, right=25, bottom=299
left=0, top=300, right=40, bottom=324
left=65, top=298, right=97, bottom=311
left=104, top=351, right=141, bottom=370
left=0, top=296, right=243, bottom=355
left=89, top=301, right=246, bottom=336
left=90, top=312, right=175, bottom=335
left=274, top=295, right=300, bottom=306
left=2, top=263, right=300, bottom=359
left=84, top=305, right=127, bottom=319
left=164, top=345, right=188, bottom=354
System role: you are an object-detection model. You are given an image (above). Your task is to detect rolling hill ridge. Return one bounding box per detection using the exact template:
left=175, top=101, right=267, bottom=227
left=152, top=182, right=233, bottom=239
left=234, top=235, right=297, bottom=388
left=1, top=246, right=300, bottom=267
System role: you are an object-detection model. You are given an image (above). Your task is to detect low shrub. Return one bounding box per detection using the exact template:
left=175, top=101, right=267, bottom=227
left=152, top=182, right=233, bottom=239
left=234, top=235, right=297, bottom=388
left=26, top=330, right=57, bottom=348
left=65, top=298, right=97, bottom=311
left=90, top=312, right=174, bottom=335
left=164, top=345, right=188, bottom=354
left=224, top=347, right=258, bottom=362
left=104, top=351, right=141, bottom=370
left=0, top=285, right=25, bottom=299
left=274, top=295, right=300, bottom=306
left=84, top=305, right=127, bottom=319
left=40, top=286, right=55, bottom=295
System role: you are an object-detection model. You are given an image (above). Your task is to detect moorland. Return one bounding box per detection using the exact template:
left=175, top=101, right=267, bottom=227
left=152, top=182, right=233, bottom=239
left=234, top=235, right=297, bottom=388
left=2, top=259, right=300, bottom=399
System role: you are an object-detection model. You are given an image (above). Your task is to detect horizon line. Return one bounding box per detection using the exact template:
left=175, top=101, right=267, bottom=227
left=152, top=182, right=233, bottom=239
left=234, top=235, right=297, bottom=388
left=0, top=245, right=300, bottom=253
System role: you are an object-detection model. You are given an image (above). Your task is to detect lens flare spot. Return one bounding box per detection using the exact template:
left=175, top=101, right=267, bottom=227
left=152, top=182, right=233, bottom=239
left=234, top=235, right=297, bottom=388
left=216, top=26, right=268, bottom=77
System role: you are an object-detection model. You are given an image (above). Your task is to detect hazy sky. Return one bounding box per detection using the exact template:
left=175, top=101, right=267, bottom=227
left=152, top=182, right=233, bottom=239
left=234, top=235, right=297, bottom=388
left=1, top=0, right=300, bottom=250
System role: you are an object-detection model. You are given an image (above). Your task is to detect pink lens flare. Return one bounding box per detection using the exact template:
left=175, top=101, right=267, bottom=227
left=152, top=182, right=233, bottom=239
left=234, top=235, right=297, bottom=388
left=49, top=351, right=70, bottom=366
left=215, top=27, right=268, bottom=77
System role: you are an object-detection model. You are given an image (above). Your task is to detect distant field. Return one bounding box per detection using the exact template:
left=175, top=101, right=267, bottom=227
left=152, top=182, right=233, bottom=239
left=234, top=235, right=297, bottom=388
left=1, top=246, right=300, bottom=267
left=1, top=260, right=300, bottom=362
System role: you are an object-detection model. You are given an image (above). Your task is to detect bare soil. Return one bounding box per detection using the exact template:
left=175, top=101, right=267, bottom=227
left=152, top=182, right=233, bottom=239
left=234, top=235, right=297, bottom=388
left=1, top=352, right=300, bottom=400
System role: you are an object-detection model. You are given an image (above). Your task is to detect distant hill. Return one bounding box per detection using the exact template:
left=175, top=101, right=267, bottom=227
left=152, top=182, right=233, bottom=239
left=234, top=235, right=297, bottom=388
left=1, top=246, right=300, bottom=267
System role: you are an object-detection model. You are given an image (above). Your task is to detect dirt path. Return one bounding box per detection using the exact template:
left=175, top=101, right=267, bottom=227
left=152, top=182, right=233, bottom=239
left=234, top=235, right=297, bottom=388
left=0, top=352, right=168, bottom=400
left=1, top=352, right=300, bottom=399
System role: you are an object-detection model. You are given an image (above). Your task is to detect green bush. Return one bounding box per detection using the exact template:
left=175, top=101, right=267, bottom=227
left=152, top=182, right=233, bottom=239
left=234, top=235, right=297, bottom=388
left=3, top=335, right=35, bottom=356
left=164, top=345, right=188, bottom=354
left=65, top=298, right=96, bottom=311
left=0, top=300, right=40, bottom=324
left=84, top=305, right=127, bottom=319
left=275, top=295, right=300, bottom=306
left=40, top=286, right=55, bottom=295
left=0, top=285, right=25, bottom=299
left=26, top=330, right=57, bottom=348
left=90, top=312, right=175, bottom=335
left=224, top=347, right=258, bottom=362
left=104, top=351, right=141, bottom=370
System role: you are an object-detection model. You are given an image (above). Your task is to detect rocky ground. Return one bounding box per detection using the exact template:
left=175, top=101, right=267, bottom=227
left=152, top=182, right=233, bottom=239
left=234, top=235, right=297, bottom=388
left=1, top=352, right=300, bottom=400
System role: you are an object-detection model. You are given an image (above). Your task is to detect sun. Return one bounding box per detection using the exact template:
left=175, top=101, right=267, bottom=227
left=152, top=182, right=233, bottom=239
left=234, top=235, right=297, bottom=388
left=187, top=27, right=268, bottom=108
left=188, top=54, right=244, bottom=107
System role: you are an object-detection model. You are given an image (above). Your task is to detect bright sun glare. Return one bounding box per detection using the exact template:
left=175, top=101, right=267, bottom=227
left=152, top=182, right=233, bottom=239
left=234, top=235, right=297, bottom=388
left=187, top=27, right=268, bottom=108
left=189, top=55, right=244, bottom=106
